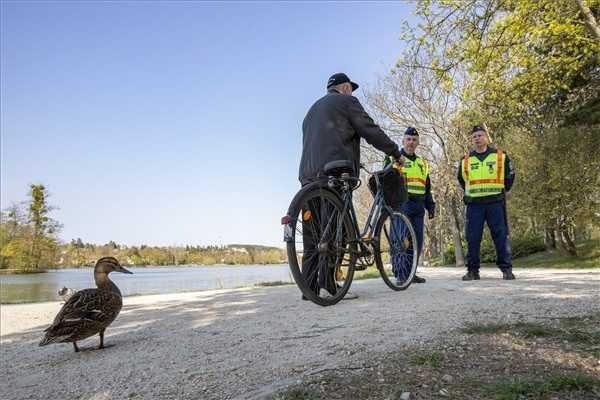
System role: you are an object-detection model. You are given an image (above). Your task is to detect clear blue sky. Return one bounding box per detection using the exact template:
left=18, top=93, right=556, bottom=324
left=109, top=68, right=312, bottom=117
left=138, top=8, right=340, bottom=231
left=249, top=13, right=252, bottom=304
left=1, top=1, right=414, bottom=247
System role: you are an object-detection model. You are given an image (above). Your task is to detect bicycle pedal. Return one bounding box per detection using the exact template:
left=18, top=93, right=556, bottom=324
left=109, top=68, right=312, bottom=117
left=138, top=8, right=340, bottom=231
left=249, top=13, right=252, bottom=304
left=354, top=265, right=368, bottom=271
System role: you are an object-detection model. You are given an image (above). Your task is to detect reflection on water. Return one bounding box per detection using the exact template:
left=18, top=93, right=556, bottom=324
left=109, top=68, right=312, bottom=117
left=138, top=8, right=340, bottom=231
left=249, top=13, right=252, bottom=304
left=0, top=264, right=293, bottom=304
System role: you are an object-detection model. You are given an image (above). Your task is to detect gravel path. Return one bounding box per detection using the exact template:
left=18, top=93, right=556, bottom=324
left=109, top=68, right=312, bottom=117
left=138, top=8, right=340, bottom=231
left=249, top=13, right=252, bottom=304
left=1, top=267, right=598, bottom=400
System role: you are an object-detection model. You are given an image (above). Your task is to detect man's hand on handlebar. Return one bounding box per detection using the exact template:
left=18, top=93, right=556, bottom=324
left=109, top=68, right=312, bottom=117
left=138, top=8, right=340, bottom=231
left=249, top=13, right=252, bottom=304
left=392, top=155, right=405, bottom=171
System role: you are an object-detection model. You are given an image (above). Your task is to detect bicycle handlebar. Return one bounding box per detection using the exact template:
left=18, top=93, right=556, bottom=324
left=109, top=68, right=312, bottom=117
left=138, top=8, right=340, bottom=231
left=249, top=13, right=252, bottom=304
left=360, top=160, right=399, bottom=176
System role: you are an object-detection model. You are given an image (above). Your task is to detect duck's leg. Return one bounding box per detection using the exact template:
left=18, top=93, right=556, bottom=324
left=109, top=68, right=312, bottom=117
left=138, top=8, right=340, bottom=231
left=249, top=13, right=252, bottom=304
left=73, top=342, right=79, bottom=352
left=99, top=330, right=105, bottom=349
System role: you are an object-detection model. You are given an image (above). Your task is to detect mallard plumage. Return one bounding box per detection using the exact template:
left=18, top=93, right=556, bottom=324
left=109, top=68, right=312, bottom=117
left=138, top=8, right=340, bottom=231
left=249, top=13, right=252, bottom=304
left=40, top=257, right=133, bottom=352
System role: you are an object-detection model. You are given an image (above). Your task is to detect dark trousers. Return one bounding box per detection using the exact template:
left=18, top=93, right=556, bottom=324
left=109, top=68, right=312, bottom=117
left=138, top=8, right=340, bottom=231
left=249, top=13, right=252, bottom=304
left=390, top=199, right=424, bottom=280
left=301, top=195, right=337, bottom=295
left=465, top=201, right=512, bottom=272
left=400, top=199, right=425, bottom=257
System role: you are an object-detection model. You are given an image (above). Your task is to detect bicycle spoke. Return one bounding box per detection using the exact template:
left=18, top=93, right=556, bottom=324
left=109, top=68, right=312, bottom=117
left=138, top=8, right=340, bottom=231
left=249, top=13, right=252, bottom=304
left=286, top=184, right=356, bottom=305
left=375, top=212, right=417, bottom=291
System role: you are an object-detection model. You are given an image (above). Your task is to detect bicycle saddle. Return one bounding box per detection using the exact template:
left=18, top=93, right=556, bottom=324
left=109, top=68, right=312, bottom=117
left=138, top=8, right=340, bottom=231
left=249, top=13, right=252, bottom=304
left=323, top=160, right=354, bottom=176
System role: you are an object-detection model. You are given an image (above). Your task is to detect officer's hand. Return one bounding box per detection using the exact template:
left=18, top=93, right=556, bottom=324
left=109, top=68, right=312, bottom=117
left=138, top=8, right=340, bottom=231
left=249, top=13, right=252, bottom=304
left=426, top=203, right=435, bottom=220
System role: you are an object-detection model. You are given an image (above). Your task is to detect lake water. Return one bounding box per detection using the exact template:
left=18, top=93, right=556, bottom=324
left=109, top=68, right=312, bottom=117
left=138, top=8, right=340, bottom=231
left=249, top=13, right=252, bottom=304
left=0, top=264, right=294, bottom=304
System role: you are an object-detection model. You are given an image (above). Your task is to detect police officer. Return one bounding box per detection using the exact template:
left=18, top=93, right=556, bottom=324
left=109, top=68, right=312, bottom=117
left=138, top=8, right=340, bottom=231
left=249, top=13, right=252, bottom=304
left=384, top=127, right=435, bottom=283
left=458, top=125, right=516, bottom=281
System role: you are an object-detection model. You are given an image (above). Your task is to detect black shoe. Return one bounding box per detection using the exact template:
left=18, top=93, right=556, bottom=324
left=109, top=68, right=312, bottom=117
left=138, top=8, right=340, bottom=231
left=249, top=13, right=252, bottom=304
left=502, top=270, right=516, bottom=280
left=462, top=271, right=480, bottom=281
left=412, top=275, right=426, bottom=283
left=301, top=295, right=309, bottom=301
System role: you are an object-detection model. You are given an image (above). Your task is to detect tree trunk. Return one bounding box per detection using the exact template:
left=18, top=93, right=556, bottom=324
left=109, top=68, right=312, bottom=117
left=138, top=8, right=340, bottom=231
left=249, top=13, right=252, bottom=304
left=544, top=226, right=556, bottom=251
left=574, top=0, right=600, bottom=41
left=450, top=202, right=465, bottom=267
left=559, top=225, right=578, bottom=256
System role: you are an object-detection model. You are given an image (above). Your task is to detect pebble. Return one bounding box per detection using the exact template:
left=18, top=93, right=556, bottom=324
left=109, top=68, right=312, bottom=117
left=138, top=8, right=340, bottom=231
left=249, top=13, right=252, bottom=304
left=439, top=388, right=449, bottom=397
left=442, top=374, right=453, bottom=383
left=399, top=392, right=411, bottom=400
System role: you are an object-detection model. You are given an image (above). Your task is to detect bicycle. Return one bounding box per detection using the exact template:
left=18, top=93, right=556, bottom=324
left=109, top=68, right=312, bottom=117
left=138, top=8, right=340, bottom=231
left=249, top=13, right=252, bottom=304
left=282, top=159, right=418, bottom=306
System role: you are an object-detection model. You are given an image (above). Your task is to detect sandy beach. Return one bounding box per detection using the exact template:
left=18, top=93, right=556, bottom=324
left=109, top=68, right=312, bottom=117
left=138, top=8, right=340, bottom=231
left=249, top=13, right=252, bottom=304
left=1, top=267, right=598, bottom=400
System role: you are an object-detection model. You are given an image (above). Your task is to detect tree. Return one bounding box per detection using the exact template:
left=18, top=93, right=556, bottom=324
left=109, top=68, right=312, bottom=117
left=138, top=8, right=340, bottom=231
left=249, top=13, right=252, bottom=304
left=27, top=184, right=61, bottom=270
left=362, top=0, right=599, bottom=263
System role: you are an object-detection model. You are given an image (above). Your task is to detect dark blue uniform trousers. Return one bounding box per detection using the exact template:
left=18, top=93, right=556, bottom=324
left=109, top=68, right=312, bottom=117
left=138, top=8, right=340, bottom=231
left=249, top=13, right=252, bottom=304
left=390, top=199, right=424, bottom=280
left=401, top=199, right=425, bottom=257
left=465, top=201, right=512, bottom=272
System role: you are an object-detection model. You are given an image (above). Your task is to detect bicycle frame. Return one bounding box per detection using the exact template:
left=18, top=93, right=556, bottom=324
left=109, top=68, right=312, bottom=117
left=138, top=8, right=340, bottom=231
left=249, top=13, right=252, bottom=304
left=328, top=169, right=395, bottom=266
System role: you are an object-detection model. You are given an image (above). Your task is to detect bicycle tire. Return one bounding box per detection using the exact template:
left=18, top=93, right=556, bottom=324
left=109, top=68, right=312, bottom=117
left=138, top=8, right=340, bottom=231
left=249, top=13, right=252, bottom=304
left=373, top=210, right=418, bottom=291
left=285, top=184, right=357, bottom=306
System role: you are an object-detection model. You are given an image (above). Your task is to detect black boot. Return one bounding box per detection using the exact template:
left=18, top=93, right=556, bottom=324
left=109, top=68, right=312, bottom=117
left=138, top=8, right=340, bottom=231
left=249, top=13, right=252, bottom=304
left=462, top=271, right=480, bottom=281
left=412, top=275, right=426, bottom=283
left=502, top=269, right=516, bottom=280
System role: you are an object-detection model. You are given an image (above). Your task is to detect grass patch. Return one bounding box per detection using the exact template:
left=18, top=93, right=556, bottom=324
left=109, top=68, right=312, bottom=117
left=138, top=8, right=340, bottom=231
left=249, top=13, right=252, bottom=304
left=485, top=374, right=600, bottom=400
left=353, top=267, right=381, bottom=280
left=410, top=351, right=444, bottom=368
left=512, top=239, right=600, bottom=269
left=513, top=322, right=560, bottom=338
left=267, top=387, right=320, bottom=400
left=462, top=322, right=512, bottom=335
left=462, top=320, right=600, bottom=343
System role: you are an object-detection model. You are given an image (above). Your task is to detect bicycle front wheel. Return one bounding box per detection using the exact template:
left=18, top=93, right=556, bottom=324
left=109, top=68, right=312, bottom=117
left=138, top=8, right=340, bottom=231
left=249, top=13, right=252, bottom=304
left=285, top=185, right=356, bottom=306
left=374, top=211, right=418, bottom=291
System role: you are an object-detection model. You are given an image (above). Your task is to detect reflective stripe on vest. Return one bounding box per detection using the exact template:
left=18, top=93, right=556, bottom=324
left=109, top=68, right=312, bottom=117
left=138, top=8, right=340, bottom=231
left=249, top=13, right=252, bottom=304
left=462, top=149, right=505, bottom=198
left=401, top=156, right=428, bottom=195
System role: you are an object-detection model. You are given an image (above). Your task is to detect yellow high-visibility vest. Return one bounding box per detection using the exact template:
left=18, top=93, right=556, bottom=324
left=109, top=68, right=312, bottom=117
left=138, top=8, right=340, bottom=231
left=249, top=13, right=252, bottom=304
left=387, top=155, right=429, bottom=195
left=462, top=149, right=506, bottom=197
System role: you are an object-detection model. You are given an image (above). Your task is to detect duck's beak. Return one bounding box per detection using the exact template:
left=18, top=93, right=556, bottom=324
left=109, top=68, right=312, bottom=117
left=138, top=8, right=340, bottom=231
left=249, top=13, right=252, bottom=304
left=118, top=266, right=134, bottom=274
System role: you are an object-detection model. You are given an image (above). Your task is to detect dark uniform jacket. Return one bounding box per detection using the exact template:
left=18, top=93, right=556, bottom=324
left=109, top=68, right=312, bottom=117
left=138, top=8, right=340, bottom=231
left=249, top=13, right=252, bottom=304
left=457, top=147, right=515, bottom=204
left=299, top=89, right=401, bottom=185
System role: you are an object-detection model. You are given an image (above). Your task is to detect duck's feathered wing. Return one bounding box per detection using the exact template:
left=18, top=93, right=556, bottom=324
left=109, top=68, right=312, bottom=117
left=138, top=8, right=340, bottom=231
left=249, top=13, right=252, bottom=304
left=39, top=288, right=122, bottom=346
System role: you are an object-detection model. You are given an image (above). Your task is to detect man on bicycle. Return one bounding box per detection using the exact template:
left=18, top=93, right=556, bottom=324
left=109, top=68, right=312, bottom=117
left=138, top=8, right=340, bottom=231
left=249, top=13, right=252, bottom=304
left=298, top=72, right=403, bottom=298
left=384, top=127, right=435, bottom=284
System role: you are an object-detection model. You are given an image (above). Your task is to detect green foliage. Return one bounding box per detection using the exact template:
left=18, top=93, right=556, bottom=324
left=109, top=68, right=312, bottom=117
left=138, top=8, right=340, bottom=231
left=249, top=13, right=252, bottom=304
left=1, top=186, right=286, bottom=270
left=513, top=239, right=600, bottom=269
left=485, top=374, right=600, bottom=400
left=411, top=351, right=445, bottom=368
left=55, top=242, right=286, bottom=267
left=442, top=234, right=545, bottom=265
left=386, top=0, right=600, bottom=264
left=0, top=185, right=60, bottom=271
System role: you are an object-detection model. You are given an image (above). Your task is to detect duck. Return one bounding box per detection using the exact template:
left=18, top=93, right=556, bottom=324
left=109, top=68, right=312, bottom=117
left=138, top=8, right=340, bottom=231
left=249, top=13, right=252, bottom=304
left=39, top=257, right=133, bottom=352
left=57, top=286, right=76, bottom=302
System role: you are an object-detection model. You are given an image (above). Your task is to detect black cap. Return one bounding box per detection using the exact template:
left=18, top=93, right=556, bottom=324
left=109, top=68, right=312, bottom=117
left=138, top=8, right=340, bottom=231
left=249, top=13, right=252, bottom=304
left=471, top=125, right=486, bottom=134
left=327, top=73, right=359, bottom=91
left=404, top=127, right=419, bottom=136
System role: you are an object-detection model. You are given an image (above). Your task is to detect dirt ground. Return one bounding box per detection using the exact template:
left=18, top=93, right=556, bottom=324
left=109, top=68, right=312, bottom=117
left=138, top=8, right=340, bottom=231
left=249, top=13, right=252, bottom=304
left=1, top=267, right=598, bottom=400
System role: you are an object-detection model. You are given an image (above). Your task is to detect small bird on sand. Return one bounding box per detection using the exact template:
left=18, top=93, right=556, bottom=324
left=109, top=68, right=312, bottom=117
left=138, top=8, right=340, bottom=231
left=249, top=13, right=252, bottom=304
left=39, top=257, right=133, bottom=352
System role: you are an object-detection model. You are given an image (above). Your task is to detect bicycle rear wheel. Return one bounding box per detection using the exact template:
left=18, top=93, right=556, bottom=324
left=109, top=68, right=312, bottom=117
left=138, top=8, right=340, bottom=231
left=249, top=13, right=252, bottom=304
left=374, top=211, right=418, bottom=291
left=285, top=185, right=356, bottom=306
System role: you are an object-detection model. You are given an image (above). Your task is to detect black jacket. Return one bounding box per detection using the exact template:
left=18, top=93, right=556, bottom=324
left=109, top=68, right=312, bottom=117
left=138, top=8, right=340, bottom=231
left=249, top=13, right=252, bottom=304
left=457, top=147, right=515, bottom=204
left=299, top=90, right=401, bottom=185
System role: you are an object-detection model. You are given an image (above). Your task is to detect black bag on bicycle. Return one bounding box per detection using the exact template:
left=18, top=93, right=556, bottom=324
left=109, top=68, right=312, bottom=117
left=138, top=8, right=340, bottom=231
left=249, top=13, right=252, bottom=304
left=368, top=168, right=408, bottom=211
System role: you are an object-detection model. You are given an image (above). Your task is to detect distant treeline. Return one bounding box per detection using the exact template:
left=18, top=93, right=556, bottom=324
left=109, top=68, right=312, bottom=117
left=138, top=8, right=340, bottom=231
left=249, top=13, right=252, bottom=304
left=61, top=240, right=286, bottom=267
left=0, top=184, right=285, bottom=272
